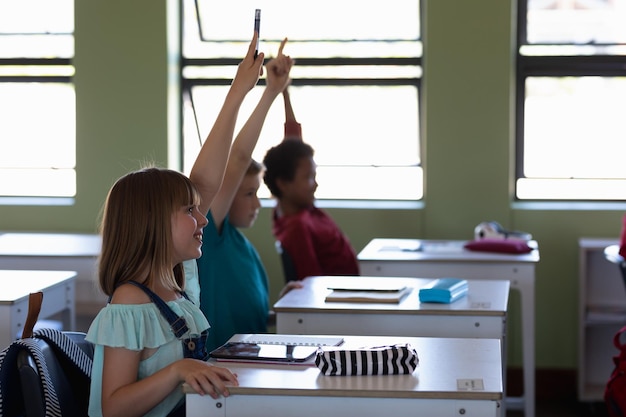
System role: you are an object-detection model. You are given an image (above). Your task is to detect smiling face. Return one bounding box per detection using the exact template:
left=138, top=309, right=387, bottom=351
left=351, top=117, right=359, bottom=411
left=171, top=203, right=208, bottom=265
left=229, top=172, right=262, bottom=229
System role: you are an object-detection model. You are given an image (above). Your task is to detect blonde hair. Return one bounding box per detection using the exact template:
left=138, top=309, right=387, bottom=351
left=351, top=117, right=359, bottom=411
left=98, top=167, right=201, bottom=296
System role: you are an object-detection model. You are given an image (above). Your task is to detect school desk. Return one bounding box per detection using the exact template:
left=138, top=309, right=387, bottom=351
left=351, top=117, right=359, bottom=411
left=185, top=334, right=503, bottom=417
left=0, top=232, right=102, bottom=316
left=0, top=269, right=76, bottom=350
left=357, top=237, right=539, bottom=417
left=274, top=275, right=509, bottom=416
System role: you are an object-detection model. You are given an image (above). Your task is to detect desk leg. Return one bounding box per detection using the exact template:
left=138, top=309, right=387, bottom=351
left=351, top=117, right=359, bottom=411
left=62, top=280, right=76, bottom=331
left=509, top=273, right=535, bottom=417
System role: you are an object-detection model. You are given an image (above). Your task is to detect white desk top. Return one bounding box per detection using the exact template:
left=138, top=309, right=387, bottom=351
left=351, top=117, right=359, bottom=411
left=357, top=238, right=540, bottom=263
left=274, top=275, right=509, bottom=316
left=0, top=270, right=77, bottom=304
left=0, top=232, right=101, bottom=257
left=190, top=334, right=502, bottom=400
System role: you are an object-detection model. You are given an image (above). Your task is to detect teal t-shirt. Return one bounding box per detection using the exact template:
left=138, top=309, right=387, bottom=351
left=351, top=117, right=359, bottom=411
left=197, top=212, right=269, bottom=351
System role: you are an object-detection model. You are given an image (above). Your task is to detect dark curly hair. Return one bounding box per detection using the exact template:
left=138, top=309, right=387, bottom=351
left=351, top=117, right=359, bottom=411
left=262, top=139, right=314, bottom=198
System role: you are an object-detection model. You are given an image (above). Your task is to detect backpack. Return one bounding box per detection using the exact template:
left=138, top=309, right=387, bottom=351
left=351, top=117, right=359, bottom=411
left=605, top=325, right=626, bottom=417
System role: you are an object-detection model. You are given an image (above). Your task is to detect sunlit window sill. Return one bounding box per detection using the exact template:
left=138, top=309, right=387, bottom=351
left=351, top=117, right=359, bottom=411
left=260, top=199, right=424, bottom=210
left=0, top=197, right=75, bottom=206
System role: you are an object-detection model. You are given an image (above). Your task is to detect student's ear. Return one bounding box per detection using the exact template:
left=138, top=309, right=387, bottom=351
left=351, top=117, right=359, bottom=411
left=276, top=178, right=288, bottom=195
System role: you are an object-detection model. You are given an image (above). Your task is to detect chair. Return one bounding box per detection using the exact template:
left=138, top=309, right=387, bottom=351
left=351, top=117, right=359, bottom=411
left=17, top=330, right=94, bottom=417
left=0, top=292, right=94, bottom=417
left=275, top=240, right=298, bottom=283
left=604, top=244, right=626, bottom=291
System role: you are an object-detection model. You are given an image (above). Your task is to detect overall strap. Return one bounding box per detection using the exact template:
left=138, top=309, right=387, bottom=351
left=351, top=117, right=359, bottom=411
left=125, top=281, right=190, bottom=338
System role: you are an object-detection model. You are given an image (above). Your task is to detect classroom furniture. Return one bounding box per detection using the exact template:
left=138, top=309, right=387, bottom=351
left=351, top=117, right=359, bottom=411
left=357, top=237, right=539, bottom=417
left=0, top=232, right=103, bottom=320
left=0, top=270, right=76, bottom=350
left=186, top=334, right=503, bottom=417
left=274, top=275, right=508, bottom=339
left=16, top=331, right=94, bottom=417
left=275, top=240, right=298, bottom=283
left=274, top=275, right=509, bottom=416
left=578, top=238, right=623, bottom=401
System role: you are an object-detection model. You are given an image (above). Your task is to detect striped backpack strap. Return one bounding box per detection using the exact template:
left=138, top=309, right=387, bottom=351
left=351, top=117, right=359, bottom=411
left=33, top=328, right=92, bottom=378
left=0, top=338, right=63, bottom=417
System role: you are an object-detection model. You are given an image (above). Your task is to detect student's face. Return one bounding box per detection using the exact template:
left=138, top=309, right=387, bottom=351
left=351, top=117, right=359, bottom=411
left=229, top=173, right=262, bottom=229
left=171, top=203, right=208, bottom=264
left=281, top=157, right=317, bottom=207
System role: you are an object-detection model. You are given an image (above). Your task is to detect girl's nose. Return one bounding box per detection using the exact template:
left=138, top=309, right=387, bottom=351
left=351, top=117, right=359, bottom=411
left=195, top=208, right=208, bottom=227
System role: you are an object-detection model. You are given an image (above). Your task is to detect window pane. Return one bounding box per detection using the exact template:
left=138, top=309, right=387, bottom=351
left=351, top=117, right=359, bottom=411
left=517, top=178, right=626, bottom=200
left=0, top=83, right=76, bottom=197
left=0, top=0, right=74, bottom=58
left=523, top=77, right=626, bottom=180
left=184, top=63, right=422, bottom=81
left=526, top=0, right=626, bottom=44
left=0, top=169, right=76, bottom=197
left=183, top=85, right=420, bottom=200
left=315, top=166, right=423, bottom=201
left=0, top=0, right=73, bottom=33
left=183, top=0, right=422, bottom=202
left=194, top=0, right=419, bottom=40
left=184, top=0, right=420, bottom=58
left=521, top=76, right=626, bottom=200
left=0, top=0, right=75, bottom=199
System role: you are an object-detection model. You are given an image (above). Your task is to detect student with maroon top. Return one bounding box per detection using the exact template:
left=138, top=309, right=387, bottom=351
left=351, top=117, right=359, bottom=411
left=262, top=87, right=360, bottom=281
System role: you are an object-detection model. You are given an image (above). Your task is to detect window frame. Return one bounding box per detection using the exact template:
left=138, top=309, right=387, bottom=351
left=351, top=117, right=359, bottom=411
left=180, top=1, right=423, bottom=205
left=515, top=0, right=626, bottom=202
left=0, top=0, right=75, bottom=202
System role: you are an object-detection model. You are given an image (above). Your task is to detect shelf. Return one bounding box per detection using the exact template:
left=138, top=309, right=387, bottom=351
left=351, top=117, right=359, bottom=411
left=579, top=383, right=608, bottom=403
left=579, top=238, right=621, bottom=402
left=586, top=307, right=626, bottom=325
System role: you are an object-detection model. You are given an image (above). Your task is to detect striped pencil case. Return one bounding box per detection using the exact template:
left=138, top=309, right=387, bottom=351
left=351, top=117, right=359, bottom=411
left=315, top=344, right=419, bottom=376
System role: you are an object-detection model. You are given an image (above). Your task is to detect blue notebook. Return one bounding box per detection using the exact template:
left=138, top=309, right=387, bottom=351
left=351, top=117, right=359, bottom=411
left=418, top=278, right=468, bottom=303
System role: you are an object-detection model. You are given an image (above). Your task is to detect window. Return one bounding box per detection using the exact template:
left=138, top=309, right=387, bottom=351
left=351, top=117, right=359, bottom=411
left=182, top=0, right=422, bottom=201
left=516, top=0, right=626, bottom=201
left=0, top=0, right=75, bottom=199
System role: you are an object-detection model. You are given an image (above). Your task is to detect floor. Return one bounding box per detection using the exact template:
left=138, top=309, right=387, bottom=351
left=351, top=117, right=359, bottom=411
left=507, top=401, right=609, bottom=417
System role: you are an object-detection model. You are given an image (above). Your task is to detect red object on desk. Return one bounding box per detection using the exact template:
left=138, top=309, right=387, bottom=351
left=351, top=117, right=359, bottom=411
left=464, top=238, right=532, bottom=254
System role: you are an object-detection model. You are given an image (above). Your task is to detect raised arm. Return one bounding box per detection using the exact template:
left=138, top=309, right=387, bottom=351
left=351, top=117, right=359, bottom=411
left=283, top=85, right=303, bottom=141
left=203, top=38, right=294, bottom=228
left=189, top=32, right=265, bottom=216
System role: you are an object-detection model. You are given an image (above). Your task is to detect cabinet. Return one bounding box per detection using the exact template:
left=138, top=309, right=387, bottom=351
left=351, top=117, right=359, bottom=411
left=578, top=238, right=624, bottom=401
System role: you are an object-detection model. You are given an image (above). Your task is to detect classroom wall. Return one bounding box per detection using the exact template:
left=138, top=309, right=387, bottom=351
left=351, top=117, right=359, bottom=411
left=1, top=0, right=624, bottom=372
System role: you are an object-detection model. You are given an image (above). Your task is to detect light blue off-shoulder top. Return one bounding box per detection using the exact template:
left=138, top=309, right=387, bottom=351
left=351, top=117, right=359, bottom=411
left=86, top=283, right=210, bottom=417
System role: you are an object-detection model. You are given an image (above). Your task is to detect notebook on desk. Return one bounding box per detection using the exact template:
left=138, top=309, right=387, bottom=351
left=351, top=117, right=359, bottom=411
left=325, top=285, right=412, bottom=304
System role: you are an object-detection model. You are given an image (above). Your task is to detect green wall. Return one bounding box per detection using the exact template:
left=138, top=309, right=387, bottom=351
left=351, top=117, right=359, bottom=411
left=1, top=0, right=624, bottom=371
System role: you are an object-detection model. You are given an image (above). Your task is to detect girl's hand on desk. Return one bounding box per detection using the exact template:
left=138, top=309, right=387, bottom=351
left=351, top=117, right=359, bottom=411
left=175, top=359, right=239, bottom=399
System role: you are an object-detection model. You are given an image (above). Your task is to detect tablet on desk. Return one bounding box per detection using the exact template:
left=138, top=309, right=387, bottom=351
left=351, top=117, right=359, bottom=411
left=209, top=342, right=318, bottom=364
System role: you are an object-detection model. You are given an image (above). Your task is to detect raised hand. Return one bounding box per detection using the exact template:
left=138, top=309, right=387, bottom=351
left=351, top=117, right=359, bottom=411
left=231, top=31, right=265, bottom=96
left=265, top=38, right=295, bottom=96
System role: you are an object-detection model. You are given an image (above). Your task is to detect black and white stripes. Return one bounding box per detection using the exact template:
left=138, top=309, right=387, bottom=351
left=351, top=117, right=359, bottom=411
left=0, top=329, right=93, bottom=417
left=315, top=344, right=419, bottom=376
